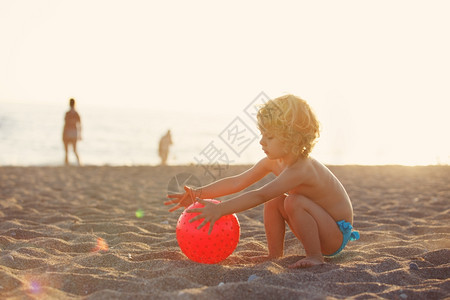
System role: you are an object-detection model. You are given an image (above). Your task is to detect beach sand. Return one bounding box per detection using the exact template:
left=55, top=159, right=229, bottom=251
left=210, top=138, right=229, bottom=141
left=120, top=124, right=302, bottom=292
left=0, top=165, right=448, bottom=299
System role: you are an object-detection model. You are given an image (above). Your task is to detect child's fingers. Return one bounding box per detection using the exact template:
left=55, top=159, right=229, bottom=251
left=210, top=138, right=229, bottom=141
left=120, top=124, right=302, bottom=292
left=166, top=194, right=188, bottom=204
left=188, top=214, right=202, bottom=222
left=186, top=213, right=216, bottom=234
left=164, top=198, right=183, bottom=206
left=197, top=219, right=208, bottom=231
left=194, top=218, right=216, bottom=235
left=183, top=185, right=194, bottom=194
left=168, top=205, right=181, bottom=212
left=196, top=198, right=206, bottom=204
left=208, top=220, right=216, bottom=235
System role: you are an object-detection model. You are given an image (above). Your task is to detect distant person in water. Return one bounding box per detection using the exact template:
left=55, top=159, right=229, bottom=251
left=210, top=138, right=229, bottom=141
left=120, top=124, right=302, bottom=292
left=63, top=98, right=82, bottom=166
left=158, top=130, right=172, bottom=165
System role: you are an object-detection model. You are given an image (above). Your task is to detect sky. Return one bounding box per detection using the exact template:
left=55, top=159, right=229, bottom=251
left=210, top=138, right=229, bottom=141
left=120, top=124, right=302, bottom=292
left=1, top=0, right=449, bottom=165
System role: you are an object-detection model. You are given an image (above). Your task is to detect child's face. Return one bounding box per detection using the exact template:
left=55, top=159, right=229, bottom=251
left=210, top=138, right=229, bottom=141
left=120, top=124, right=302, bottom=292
left=259, top=131, right=288, bottom=160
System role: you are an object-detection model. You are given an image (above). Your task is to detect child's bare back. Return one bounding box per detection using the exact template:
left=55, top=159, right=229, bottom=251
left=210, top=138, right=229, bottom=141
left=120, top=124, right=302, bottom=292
left=276, top=157, right=354, bottom=224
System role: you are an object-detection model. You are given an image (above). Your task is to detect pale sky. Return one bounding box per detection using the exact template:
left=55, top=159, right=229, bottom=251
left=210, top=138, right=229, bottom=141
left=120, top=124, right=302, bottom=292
left=1, top=0, right=449, bottom=165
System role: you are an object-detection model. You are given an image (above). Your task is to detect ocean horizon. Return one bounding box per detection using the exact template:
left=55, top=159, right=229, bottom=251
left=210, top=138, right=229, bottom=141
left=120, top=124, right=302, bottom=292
left=0, top=101, right=447, bottom=168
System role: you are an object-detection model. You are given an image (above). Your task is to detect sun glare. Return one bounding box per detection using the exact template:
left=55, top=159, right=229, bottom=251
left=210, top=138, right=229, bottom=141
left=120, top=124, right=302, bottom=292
left=0, top=1, right=448, bottom=166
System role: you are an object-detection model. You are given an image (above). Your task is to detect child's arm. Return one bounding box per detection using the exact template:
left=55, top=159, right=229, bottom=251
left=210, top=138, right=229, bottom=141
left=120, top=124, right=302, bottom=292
left=165, top=158, right=271, bottom=211
left=189, top=166, right=304, bottom=234
left=190, top=158, right=272, bottom=198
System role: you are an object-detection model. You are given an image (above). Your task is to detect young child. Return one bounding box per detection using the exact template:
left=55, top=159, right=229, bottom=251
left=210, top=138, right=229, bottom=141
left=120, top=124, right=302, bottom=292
left=165, top=94, right=359, bottom=268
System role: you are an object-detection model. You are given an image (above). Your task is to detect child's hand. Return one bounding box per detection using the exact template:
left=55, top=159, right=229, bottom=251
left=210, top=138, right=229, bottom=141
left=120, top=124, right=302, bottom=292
left=165, top=186, right=195, bottom=212
left=187, top=198, right=222, bottom=235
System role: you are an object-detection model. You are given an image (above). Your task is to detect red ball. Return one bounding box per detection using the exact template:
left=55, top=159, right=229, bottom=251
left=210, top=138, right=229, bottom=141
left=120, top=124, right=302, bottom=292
left=176, top=199, right=240, bottom=264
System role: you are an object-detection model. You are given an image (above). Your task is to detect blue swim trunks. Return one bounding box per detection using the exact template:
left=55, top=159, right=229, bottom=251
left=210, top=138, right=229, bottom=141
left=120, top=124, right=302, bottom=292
left=325, top=220, right=360, bottom=257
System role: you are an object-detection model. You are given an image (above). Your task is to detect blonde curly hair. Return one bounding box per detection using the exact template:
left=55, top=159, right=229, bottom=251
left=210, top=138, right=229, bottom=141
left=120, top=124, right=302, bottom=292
left=257, top=94, right=320, bottom=158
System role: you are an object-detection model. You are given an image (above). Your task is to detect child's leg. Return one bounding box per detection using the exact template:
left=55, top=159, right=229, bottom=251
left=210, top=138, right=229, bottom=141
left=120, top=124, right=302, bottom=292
left=263, top=194, right=287, bottom=258
left=284, top=195, right=343, bottom=268
left=250, top=194, right=287, bottom=263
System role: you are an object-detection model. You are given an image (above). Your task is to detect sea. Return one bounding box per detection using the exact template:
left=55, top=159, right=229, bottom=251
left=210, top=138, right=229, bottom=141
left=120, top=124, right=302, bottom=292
left=0, top=101, right=267, bottom=167
left=1, top=101, right=447, bottom=167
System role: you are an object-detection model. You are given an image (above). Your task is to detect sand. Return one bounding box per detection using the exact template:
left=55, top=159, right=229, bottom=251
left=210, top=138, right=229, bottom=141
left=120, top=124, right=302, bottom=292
left=0, top=165, right=448, bottom=299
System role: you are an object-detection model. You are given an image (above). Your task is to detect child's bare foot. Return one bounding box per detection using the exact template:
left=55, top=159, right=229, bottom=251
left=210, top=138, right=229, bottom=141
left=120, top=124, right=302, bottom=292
left=288, top=256, right=324, bottom=268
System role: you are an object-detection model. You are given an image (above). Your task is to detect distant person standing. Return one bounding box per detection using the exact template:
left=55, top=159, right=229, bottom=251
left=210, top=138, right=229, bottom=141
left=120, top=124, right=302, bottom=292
left=158, top=130, right=172, bottom=165
left=63, top=98, right=82, bottom=166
